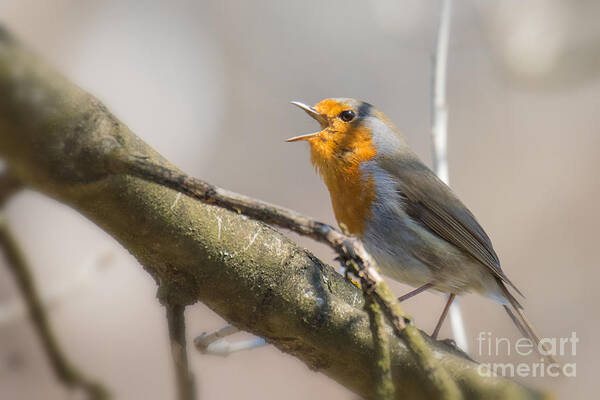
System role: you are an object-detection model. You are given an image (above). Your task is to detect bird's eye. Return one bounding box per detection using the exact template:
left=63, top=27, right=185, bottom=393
left=339, top=110, right=356, bottom=122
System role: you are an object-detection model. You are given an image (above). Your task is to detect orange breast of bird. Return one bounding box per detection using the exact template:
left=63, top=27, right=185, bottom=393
left=309, top=124, right=377, bottom=235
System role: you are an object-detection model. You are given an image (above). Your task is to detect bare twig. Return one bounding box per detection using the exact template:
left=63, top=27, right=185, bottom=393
left=166, top=303, right=195, bottom=400
left=431, top=0, right=468, bottom=352
left=431, top=0, right=452, bottom=183
left=195, top=324, right=240, bottom=352
left=0, top=214, right=108, bottom=400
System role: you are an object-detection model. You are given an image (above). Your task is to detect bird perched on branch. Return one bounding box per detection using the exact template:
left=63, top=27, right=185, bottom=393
left=288, top=98, right=550, bottom=358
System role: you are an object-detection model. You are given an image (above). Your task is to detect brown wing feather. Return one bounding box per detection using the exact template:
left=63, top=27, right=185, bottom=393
left=381, top=154, right=524, bottom=297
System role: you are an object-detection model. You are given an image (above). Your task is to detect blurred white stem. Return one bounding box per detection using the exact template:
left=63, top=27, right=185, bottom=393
left=194, top=325, right=267, bottom=356
left=202, top=337, right=267, bottom=356
left=431, top=0, right=468, bottom=352
left=432, top=0, right=451, bottom=184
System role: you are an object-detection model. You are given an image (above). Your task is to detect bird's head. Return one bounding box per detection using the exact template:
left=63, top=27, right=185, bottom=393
left=287, top=98, right=401, bottom=175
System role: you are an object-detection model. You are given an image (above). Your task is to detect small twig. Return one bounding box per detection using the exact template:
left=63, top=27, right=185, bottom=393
left=370, top=274, right=461, bottom=399
left=198, top=338, right=267, bottom=357
left=430, top=0, right=468, bottom=352
left=0, top=214, right=108, bottom=400
left=195, top=324, right=240, bottom=352
left=112, top=154, right=461, bottom=398
left=166, top=303, right=195, bottom=400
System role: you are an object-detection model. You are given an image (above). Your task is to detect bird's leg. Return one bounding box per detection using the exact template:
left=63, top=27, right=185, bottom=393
left=397, top=282, right=434, bottom=302
left=431, top=293, right=455, bottom=339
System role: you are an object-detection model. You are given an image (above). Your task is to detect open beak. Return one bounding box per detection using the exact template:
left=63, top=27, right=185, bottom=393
left=286, top=101, right=328, bottom=142
left=285, top=132, right=320, bottom=142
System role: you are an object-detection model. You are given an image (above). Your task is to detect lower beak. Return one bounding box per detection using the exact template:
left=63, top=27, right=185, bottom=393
left=287, top=101, right=328, bottom=142
left=285, top=132, right=320, bottom=142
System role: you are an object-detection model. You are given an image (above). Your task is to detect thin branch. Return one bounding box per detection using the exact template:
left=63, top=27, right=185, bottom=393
left=0, top=214, right=108, bottom=400
left=431, top=0, right=468, bottom=353
left=373, top=279, right=461, bottom=399
left=195, top=324, right=240, bottom=353
left=431, top=0, right=452, bottom=183
left=166, top=304, right=195, bottom=400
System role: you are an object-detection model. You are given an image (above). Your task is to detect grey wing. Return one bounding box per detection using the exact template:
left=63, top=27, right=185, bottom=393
left=383, top=155, right=523, bottom=297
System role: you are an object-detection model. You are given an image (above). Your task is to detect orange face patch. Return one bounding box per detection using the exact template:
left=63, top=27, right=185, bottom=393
left=305, top=99, right=377, bottom=235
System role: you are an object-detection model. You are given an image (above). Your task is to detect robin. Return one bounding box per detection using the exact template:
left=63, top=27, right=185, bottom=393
left=288, top=98, right=548, bottom=355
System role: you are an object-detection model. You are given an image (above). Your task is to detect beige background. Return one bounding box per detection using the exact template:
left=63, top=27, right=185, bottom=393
left=0, top=0, right=597, bottom=399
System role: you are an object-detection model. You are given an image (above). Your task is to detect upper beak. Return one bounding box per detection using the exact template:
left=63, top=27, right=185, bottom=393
left=286, top=101, right=328, bottom=142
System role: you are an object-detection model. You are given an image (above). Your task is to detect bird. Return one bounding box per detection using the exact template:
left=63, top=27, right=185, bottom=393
left=287, top=97, right=549, bottom=356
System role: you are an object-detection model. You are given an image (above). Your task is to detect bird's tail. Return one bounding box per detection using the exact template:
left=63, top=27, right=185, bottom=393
left=498, top=279, right=558, bottom=364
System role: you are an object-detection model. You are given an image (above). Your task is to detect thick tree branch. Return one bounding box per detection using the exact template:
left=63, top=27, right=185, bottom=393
left=0, top=26, right=546, bottom=399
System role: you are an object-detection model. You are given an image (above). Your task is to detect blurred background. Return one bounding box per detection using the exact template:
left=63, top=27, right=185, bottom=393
left=0, top=0, right=597, bottom=398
